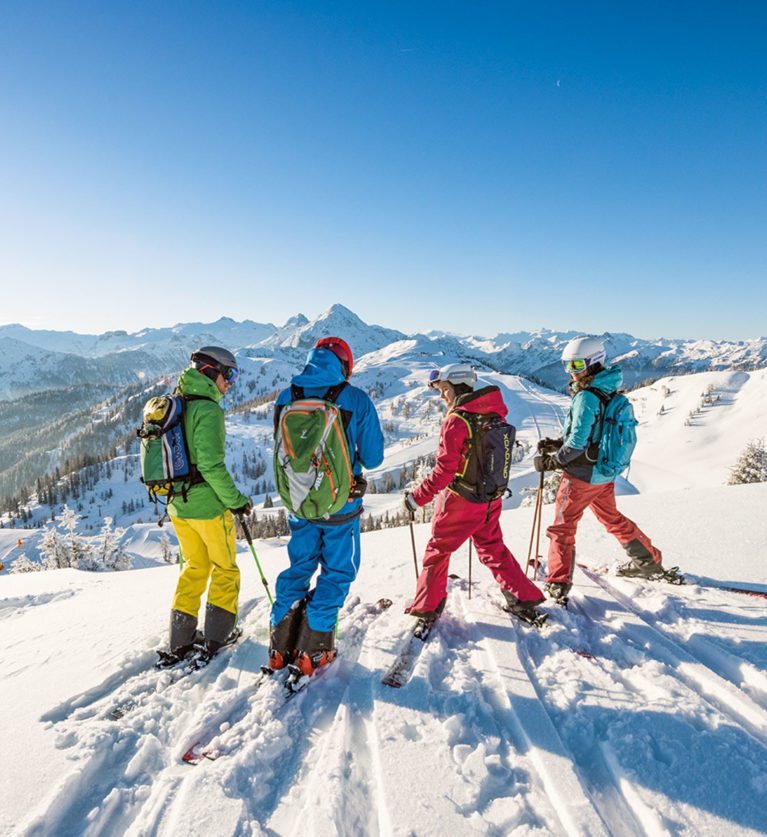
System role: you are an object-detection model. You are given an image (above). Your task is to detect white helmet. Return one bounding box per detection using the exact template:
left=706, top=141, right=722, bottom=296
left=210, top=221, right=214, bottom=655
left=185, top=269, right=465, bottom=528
left=428, top=362, right=477, bottom=389
left=561, top=336, right=606, bottom=371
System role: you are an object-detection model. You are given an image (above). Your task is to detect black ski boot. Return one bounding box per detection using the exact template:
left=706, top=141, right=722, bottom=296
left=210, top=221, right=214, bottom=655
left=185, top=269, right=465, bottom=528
left=157, top=611, right=203, bottom=668
left=617, top=559, right=684, bottom=584
left=409, top=596, right=446, bottom=639
left=268, top=598, right=307, bottom=670
left=502, top=592, right=548, bottom=627
left=544, top=582, right=572, bottom=606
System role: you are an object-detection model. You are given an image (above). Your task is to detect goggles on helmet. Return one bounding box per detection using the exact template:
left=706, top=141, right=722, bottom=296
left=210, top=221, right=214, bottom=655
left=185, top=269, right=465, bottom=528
left=223, top=366, right=239, bottom=384
left=428, top=369, right=442, bottom=388
left=563, top=358, right=588, bottom=374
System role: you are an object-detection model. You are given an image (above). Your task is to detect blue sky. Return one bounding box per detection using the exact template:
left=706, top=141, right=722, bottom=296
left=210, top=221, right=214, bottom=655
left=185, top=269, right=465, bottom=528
left=0, top=1, right=765, bottom=340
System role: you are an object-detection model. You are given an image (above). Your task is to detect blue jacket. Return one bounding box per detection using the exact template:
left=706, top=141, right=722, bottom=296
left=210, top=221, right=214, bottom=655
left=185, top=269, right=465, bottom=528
left=274, top=347, right=384, bottom=517
left=554, top=365, right=623, bottom=485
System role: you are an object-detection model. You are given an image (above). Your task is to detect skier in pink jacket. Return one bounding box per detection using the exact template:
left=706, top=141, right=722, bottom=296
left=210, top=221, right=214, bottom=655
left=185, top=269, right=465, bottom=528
left=404, top=364, right=545, bottom=625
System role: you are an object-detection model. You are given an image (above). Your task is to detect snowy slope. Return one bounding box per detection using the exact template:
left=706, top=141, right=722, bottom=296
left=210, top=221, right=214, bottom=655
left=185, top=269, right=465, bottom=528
left=2, top=483, right=767, bottom=836
left=625, top=368, right=767, bottom=493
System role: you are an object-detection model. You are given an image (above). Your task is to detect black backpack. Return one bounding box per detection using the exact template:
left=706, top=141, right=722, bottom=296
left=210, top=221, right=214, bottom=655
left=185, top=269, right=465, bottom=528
left=450, top=411, right=516, bottom=503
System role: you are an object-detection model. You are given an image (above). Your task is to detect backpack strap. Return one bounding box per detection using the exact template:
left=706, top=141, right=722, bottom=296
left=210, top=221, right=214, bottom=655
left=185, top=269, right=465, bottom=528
left=177, top=393, right=212, bottom=492
left=583, top=387, right=616, bottom=452
left=323, top=382, right=348, bottom=404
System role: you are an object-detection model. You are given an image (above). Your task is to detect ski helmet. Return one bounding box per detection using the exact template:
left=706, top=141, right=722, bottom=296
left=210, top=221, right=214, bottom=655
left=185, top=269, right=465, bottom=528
left=191, top=346, right=240, bottom=383
left=428, top=362, right=477, bottom=389
left=315, top=337, right=354, bottom=377
left=560, top=336, right=606, bottom=374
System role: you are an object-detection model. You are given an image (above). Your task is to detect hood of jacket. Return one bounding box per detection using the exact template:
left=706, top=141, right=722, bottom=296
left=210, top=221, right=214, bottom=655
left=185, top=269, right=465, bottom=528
left=292, top=347, right=348, bottom=390
left=569, top=364, right=623, bottom=397
left=177, top=367, right=223, bottom=404
left=452, top=385, right=508, bottom=418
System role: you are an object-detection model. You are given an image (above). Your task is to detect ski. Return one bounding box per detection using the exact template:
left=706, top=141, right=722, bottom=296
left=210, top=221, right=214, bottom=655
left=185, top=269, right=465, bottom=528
left=107, top=628, right=244, bottom=721
left=501, top=603, right=549, bottom=628
left=181, top=597, right=394, bottom=764
left=181, top=667, right=279, bottom=765
left=381, top=613, right=441, bottom=688
left=579, top=562, right=766, bottom=598
left=578, top=562, right=685, bottom=586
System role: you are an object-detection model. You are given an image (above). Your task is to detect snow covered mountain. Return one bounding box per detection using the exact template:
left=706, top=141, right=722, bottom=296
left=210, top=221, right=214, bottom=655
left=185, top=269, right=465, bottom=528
left=2, top=305, right=765, bottom=400
left=2, top=310, right=767, bottom=835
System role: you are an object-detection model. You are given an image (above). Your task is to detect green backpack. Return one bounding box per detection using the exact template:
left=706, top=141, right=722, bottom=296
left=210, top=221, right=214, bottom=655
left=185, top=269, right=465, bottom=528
left=274, top=383, right=354, bottom=520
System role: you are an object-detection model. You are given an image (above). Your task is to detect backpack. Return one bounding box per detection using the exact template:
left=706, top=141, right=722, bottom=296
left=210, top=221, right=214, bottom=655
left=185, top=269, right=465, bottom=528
left=450, top=411, right=516, bottom=503
left=273, top=383, right=354, bottom=520
left=585, top=388, right=639, bottom=480
left=137, top=394, right=205, bottom=503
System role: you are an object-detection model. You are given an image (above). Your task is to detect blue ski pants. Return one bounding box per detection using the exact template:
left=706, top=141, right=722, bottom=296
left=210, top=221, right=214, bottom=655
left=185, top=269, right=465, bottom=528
left=271, top=515, right=361, bottom=632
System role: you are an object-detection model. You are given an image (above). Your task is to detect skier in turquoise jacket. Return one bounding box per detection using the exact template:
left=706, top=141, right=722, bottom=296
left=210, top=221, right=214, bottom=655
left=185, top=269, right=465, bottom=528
left=535, top=336, right=672, bottom=604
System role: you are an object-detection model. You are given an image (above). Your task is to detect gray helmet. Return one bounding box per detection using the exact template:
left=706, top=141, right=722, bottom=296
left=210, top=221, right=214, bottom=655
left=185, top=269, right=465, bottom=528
left=191, top=346, right=239, bottom=381
left=428, top=362, right=477, bottom=389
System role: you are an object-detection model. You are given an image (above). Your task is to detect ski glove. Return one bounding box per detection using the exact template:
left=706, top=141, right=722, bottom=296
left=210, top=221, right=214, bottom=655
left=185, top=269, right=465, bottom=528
left=534, top=454, right=560, bottom=473
left=537, top=437, right=563, bottom=454
left=403, top=492, right=419, bottom=514
left=232, top=500, right=253, bottom=516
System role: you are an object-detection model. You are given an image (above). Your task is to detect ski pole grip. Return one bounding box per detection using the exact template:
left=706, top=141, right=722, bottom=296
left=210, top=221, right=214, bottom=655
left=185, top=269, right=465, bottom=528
left=237, top=513, right=253, bottom=544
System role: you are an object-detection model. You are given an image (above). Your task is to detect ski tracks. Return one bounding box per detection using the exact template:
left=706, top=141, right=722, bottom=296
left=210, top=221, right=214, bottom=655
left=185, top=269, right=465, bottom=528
left=511, top=568, right=767, bottom=835
left=21, top=597, right=270, bottom=837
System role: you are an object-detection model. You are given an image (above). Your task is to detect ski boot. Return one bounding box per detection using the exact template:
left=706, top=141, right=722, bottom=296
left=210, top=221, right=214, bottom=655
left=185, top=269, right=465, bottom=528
left=157, top=611, right=203, bottom=669
left=408, top=596, right=446, bottom=640
left=289, top=611, right=337, bottom=682
left=544, top=582, right=571, bottom=607
left=189, top=626, right=244, bottom=670
left=502, top=592, right=548, bottom=627
left=267, top=599, right=307, bottom=671
left=617, top=559, right=684, bottom=584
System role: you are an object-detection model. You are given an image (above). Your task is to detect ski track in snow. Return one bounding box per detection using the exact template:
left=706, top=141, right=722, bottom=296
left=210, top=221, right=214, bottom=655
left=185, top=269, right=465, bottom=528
left=15, top=555, right=767, bottom=836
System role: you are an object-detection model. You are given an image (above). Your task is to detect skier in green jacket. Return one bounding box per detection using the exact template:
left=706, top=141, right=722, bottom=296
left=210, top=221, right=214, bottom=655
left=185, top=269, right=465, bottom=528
left=164, top=346, right=251, bottom=662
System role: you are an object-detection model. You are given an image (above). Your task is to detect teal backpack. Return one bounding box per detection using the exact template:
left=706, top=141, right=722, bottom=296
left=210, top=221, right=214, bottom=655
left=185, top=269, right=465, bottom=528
left=273, top=383, right=354, bottom=520
left=586, top=388, right=639, bottom=480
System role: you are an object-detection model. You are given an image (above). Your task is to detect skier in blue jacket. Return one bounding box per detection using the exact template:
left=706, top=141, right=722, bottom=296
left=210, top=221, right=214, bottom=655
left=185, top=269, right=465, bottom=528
left=269, top=337, right=384, bottom=675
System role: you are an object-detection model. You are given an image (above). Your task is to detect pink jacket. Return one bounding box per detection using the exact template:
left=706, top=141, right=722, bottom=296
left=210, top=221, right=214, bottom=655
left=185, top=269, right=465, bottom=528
left=412, top=386, right=509, bottom=506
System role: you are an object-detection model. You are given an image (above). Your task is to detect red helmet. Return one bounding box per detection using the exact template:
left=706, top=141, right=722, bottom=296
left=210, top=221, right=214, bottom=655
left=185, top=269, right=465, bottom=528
left=315, top=337, right=353, bottom=377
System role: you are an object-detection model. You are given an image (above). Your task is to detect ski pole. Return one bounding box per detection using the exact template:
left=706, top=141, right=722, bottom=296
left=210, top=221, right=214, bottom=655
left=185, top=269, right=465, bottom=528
left=525, top=470, right=545, bottom=578
left=532, top=471, right=545, bottom=579
left=468, top=539, right=473, bottom=599
left=408, top=515, right=420, bottom=579
left=238, top=514, right=274, bottom=605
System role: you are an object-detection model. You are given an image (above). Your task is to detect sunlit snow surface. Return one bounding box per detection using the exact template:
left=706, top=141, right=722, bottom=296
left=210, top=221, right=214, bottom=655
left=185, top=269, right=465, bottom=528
left=2, top=365, right=767, bottom=836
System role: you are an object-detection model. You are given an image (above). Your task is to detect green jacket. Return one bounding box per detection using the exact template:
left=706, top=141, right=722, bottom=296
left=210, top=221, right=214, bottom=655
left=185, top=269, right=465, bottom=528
left=168, top=368, right=249, bottom=520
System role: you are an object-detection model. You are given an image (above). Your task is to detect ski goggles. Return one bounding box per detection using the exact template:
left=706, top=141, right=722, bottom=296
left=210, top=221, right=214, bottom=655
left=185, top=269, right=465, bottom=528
left=223, top=366, right=239, bottom=384
left=428, top=369, right=443, bottom=388
left=563, top=358, right=588, bottom=374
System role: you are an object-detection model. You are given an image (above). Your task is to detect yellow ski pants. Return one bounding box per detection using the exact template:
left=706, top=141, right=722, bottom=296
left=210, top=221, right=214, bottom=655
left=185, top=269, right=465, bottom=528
left=171, top=510, right=240, bottom=617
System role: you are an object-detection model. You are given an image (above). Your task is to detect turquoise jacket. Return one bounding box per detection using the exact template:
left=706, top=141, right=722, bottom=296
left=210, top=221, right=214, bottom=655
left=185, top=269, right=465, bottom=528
left=554, top=365, right=623, bottom=484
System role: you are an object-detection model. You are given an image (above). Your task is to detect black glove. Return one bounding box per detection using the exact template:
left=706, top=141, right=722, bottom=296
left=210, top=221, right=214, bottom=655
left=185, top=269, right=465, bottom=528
left=537, top=437, right=563, bottom=454
left=534, top=454, right=559, bottom=473
left=403, top=492, right=418, bottom=516
left=349, top=475, right=368, bottom=499
left=232, top=500, right=253, bottom=516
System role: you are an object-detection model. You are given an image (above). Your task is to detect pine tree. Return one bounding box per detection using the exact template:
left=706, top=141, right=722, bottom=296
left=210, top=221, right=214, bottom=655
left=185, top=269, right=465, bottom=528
left=728, top=439, right=767, bottom=485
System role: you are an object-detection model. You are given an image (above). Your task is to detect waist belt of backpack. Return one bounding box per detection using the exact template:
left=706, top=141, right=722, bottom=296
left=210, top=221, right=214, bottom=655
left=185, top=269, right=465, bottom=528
left=305, top=505, right=364, bottom=526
